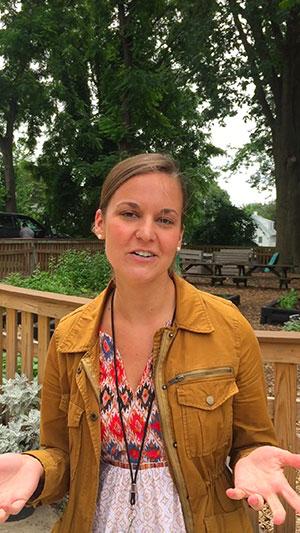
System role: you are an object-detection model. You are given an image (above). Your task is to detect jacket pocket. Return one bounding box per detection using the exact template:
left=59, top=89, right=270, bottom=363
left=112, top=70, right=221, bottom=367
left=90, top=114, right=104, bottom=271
left=204, top=506, right=253, bottom=533
left=176, top=374, right=238, bottom=457
left=67, top=401, right=84, bottom=481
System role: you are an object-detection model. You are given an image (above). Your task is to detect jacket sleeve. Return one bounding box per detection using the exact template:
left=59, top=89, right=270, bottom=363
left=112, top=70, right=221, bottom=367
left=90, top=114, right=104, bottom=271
left=230, top=314, right=278, bottom=468
left=24, top=332, right=70, bottom=505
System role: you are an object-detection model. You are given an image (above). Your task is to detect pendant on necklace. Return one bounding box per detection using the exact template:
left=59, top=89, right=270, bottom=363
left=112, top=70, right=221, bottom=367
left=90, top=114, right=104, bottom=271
left=130, top=482, right=137, bottom=505
left=127, top=505, right=136, bottom=533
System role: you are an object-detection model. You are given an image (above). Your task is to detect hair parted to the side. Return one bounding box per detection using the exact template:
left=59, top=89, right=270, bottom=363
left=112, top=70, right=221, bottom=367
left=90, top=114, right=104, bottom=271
left=99, top=153, right=187, bottom=225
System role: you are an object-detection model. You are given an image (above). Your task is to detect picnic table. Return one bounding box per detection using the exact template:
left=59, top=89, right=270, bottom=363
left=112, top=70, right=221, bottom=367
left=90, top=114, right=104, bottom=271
left=245, top=263, right=300, bottom=289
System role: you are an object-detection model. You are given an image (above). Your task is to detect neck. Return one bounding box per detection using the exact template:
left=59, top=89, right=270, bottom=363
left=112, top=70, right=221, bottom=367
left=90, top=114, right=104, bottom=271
left=113, top=274, right=176, bottom=325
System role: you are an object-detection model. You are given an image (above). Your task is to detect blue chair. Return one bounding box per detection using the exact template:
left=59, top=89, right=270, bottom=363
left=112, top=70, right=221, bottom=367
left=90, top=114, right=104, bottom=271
left=264, top=252, right=279, bottom=272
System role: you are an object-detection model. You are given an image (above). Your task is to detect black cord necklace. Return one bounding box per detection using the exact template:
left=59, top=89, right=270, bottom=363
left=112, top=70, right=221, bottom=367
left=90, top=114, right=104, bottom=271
left=110, top=289, right=155, bottom=508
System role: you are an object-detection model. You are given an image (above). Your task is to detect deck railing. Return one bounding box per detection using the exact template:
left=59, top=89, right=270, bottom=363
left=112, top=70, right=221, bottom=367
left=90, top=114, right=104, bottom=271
left=0, top=239, right=103, bottom=278
left=0, top=284, right=299, bottom=532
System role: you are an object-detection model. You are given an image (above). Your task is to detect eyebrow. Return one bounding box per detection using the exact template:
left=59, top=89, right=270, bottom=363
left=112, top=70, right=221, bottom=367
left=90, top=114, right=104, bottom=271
left=116, top=202, right=179, bottom=216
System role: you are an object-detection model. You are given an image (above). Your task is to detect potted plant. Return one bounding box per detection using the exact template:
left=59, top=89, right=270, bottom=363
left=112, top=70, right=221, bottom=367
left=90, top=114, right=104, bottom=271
left=0, top=373, right=41, bottom=521
left=260, top=289, right=300, bottom=325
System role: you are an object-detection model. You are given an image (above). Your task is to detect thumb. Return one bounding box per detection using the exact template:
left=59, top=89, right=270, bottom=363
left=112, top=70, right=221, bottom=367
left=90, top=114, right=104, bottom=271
left=226, top=487, right=247, bottom=500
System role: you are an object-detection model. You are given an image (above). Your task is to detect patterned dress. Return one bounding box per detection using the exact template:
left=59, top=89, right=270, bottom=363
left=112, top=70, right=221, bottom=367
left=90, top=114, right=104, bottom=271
left=92, top=331, right=186, bottom=533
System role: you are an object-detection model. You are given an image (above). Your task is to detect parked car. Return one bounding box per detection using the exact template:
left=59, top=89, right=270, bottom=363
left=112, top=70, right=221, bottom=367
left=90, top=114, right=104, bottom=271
left=0, top=212, right=67, bottom=238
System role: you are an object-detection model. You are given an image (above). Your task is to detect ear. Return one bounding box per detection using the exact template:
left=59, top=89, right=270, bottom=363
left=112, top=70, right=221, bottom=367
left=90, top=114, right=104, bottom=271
left=94, top=209, right=105, bottom=239
left=177, top=228, right=184, bottom=250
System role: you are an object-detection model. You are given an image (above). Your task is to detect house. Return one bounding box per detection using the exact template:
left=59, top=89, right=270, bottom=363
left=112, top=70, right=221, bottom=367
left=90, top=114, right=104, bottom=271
left=251, top=212, right=276, bottom=247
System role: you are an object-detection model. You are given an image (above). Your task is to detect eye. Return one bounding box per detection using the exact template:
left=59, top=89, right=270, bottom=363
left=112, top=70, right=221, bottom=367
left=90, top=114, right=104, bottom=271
left=158, top=217, right=174, bottom=225
left=120, top=211, right=138, bottom=219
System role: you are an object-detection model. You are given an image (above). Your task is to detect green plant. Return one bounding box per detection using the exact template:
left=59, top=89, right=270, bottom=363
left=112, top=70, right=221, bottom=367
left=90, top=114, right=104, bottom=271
left=0, top=374, right=41, bottom=453
left=277, top=289, right=299, bottom=310
left=3, top=250, right=111, bottom=297
left=282, top=317, right=300, bottom=331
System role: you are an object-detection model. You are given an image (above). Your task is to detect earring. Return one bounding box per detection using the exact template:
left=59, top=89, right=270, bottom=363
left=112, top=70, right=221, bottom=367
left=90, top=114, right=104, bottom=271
left=97, top=234, right=102, bottom=240
left=177, top=246, right=181, bottom=252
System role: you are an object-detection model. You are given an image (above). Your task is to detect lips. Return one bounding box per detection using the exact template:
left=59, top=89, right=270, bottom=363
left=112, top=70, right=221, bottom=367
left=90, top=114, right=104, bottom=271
left=131, top=250, right=156, bottom=258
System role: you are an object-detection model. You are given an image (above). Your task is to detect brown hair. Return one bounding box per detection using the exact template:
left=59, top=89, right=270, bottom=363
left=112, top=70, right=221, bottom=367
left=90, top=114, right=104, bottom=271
left=99, top=153, right=187, bottom=225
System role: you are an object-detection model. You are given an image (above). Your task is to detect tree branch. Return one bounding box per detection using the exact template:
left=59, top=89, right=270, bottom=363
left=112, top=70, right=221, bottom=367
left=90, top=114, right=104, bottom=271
left=228, top=0, right=275, bottom=131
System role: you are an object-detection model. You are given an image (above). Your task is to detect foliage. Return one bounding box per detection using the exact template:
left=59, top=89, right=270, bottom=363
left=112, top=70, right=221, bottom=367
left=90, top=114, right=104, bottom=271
left=187, top=182, right=256, bottom=245
left=178, top=1, right=300, bottom=263
left=277, top=289, right=299, bottom=310
left=0, top=0, right=53, bottom=210
left=3, top=250, right=111, bottom=297
left=0, top=374, right=41, bottom=453
left=282, top=317, right=300, bottom=331
left=243, top=201, right=276, bottom=222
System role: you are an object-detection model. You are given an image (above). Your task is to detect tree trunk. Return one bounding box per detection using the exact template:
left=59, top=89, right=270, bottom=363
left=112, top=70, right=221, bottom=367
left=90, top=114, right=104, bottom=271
left=0, top=136, right=17, bottom=212
left=274, top=14, right=300, bottom=266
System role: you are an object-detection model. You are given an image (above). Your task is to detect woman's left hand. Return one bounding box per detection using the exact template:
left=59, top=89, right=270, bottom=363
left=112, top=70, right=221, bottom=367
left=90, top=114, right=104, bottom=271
left=226, top=445, right=300, bottom=525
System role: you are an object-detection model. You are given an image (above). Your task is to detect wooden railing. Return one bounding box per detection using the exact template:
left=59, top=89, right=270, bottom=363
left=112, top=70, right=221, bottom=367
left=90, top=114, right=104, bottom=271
left=0, top=284, right=299, bottom=532
left=0, top=239, right=103, bottom=278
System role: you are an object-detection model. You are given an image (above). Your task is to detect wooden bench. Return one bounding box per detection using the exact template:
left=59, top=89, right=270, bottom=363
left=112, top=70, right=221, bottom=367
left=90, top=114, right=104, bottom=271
left=214, top=248, right=254, bottom=286
left=178, top=249, right=213, bottom=282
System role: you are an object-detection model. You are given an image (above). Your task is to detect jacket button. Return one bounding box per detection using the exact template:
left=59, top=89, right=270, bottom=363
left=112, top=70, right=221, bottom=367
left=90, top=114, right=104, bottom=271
left=206, top=395, right=215, bottom=406
left=90, top=412, right=98, bottom=421
left=173, top=441, right=178, bottom=448
left=162, top=384, right=167, bottom=390
left=169, top=332, right=174, bottom=338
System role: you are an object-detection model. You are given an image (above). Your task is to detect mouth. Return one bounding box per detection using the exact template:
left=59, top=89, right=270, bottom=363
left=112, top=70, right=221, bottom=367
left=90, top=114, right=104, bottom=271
left=131, top=250, right=156, bottom=258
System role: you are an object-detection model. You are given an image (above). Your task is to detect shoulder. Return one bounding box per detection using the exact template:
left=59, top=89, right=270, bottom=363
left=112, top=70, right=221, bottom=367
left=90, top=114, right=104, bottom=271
left=54, top=285, right=111, bottom=352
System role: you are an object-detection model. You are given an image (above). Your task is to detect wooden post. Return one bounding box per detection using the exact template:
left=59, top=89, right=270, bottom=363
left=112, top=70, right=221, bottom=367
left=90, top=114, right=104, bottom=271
left=6, top=308, right=17, bottom=378
left=37, top=316, right=50, bottom=384
left=273, top=362, right=297, bottom=533
left=21, top=311, right=34, bottom=380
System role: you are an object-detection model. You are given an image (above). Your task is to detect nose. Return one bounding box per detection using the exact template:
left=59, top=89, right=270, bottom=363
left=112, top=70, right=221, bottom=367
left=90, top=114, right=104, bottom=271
left=135, top=218, right=155, bottom=241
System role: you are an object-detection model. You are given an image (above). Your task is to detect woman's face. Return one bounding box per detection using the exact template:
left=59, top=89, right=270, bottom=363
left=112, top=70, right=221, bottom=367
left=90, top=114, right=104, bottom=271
left=95, top=172, right=183, bottom=285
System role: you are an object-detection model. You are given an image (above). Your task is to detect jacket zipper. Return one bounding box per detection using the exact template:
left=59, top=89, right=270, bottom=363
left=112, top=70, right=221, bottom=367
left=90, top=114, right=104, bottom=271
left=167, top=366, right=234, bottom=387
left=154, top=329, right=194, bottom=533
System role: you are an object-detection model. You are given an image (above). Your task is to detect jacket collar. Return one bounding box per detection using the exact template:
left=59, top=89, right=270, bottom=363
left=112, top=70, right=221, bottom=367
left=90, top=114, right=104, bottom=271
left=57, top=274, right=214, bottom=353
left=173, top=273, right=214, bottom=334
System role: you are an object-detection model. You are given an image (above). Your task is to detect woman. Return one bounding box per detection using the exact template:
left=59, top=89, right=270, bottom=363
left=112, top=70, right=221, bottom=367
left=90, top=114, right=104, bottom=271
left=0, top=153, right=300, bottom=532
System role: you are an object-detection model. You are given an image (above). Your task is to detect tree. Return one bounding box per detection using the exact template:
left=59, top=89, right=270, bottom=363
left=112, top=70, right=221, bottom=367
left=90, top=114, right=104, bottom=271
left=0, top=1, right=51, bottom=211
left=33, top=0, right=221, bottom=236
left=188, top=183, right=256, bottom=246
left=244, top=201, right=276, bottom=222
left=176, top=1, right=300, bottom=263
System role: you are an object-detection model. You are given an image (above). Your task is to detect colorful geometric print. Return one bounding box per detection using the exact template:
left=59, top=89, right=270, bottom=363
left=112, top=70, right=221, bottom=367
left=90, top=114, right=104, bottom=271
left=99, top=332, right=168, bottom=468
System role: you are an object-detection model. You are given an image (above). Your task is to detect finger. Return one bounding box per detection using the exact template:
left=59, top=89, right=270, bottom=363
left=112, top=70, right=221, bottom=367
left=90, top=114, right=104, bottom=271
left=266, top=493, right=286, bottom=525
left=0, top=508, right=9, bottom=523
left=226, top=487, right=247, bottom=500
left=281, top=483, right=300, bottom=514
left=9, top=499, right=26, bottom=515
left=247, top=493, right=265, bottom=511
left=277, top=449, right=300, bottom=469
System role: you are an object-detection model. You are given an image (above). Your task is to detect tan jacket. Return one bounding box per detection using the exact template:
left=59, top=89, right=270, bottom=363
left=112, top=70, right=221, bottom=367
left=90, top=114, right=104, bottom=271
left=27, top=275, right=277, bottom=532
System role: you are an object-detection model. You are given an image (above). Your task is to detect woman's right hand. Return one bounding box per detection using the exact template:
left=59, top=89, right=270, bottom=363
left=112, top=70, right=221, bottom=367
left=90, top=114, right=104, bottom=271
left=0, top=453, right=44, bottom=522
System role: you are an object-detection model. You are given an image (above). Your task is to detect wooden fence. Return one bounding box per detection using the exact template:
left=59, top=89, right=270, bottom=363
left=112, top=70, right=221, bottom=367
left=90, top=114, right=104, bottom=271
left=0, top=241, right=273, bottom=279
left=0, top=239, right=103, bottom=278
left=0, top=284, right=299, bottom=532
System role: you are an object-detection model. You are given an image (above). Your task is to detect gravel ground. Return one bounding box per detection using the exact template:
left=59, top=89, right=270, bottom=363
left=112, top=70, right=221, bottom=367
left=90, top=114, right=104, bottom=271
left=2, top=275, right=300, bottom=533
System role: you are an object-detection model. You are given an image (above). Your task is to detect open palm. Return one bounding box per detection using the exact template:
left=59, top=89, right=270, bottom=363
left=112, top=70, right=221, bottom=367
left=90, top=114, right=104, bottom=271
left=226, top=446, right=300, bottom=525
left=0, top=453, right=43, bottom=522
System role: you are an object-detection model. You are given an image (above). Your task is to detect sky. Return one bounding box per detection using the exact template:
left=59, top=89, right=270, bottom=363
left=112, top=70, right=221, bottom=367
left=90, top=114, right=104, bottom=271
left=210, top=110, right=276, bottom=207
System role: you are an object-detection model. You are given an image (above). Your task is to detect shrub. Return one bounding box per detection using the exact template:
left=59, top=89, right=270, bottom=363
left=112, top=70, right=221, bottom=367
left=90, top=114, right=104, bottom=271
left=277, top=289, right=299, bottom=310
left=282, top=317, right=300, bottom=332
left=3, top=250, right=111, bottom=297
left=0, top=374, right=41, bottom=453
